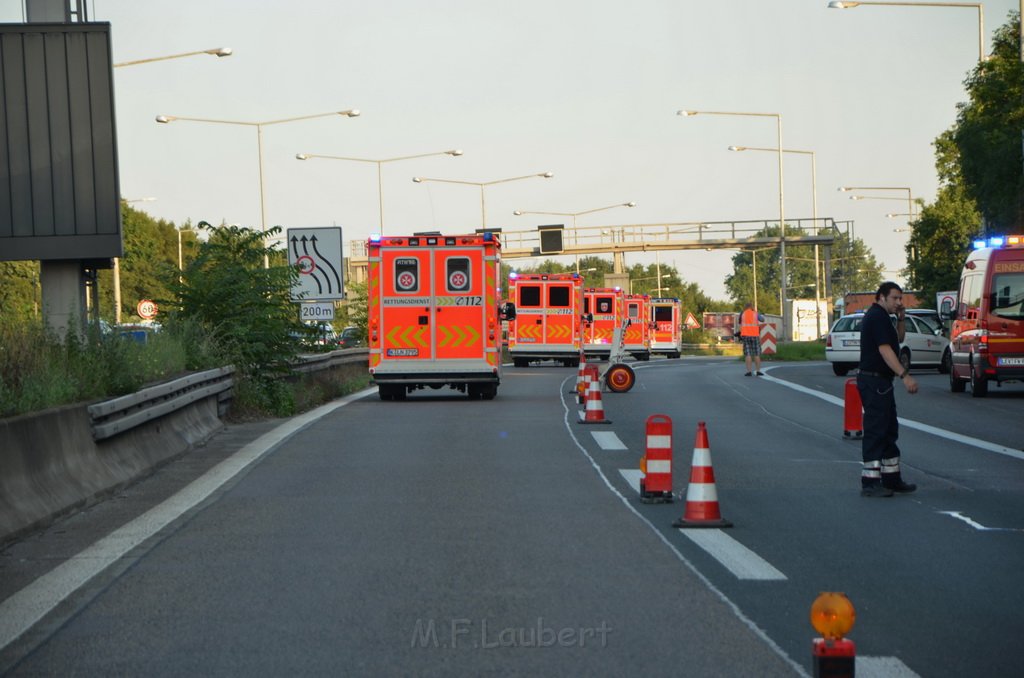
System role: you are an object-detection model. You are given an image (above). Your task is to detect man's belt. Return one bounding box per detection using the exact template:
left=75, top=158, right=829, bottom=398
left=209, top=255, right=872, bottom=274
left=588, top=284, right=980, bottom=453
left=858, top=370, right=892, bottom=379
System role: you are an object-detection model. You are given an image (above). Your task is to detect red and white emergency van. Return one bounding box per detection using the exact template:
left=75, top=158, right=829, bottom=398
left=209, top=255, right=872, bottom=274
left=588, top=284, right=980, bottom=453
left=649, top=297, right=682, bottom=359
left=582, top=287, right=625, bottom=360
left=623, top=293, right=652, bottom=361
left=367, top=232, right=506, bottom=400
left=947, top=234, right=1024, bottom=397
left=506, top=272, right=584, bottom=367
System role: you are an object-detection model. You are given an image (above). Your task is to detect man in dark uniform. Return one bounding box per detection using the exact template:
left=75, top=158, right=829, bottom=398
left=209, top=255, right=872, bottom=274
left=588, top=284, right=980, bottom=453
left=857, top=282, right=919, bottom=497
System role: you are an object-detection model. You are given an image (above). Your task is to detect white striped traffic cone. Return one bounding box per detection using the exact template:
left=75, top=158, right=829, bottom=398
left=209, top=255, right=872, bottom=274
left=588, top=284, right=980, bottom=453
left=672, top=421, right=732, bottom=527
left=578, top=364, right=612, bottom=425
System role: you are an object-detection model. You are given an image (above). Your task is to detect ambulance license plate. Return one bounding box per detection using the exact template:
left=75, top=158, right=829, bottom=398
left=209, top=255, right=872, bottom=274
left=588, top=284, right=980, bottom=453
left=387, top=348, right=419, bottom=357
left=997, top=357, right=1024, bottom=366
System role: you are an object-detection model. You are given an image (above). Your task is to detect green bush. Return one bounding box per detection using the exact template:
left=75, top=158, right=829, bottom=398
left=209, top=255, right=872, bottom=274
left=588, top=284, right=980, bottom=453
left=766, top=341, right=825, bottom=361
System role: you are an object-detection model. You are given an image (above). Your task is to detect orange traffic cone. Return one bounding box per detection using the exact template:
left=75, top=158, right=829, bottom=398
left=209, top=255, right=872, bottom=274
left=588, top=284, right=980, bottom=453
left=843, top=378, right=864, bottom=439
left=575, top=351, right=589, bottom=403
left=578, top=363, right=612, bottom=424
left=672, top=421, right=732, bottom=528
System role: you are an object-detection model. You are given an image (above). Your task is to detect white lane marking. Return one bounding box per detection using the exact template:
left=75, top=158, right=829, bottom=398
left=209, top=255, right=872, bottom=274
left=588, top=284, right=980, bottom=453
left=559, top=376, right=808, bottom=677
left=858, top=656, right=921, bottom=677
left=939, top=510, right=1024, bottom=532
left=618, top=469, right=643, bottom=495
left=0, top=387, right=378, bottom=653
left=591, top=431, right=627, bottom=450
left=760, top=366, right=1024, bottom=461
left=677, top=529, right=787, bottom=581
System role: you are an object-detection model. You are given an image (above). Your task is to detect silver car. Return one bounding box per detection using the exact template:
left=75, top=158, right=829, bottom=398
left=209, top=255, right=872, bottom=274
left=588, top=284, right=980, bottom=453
left=825, top=312, right=951, bottom=376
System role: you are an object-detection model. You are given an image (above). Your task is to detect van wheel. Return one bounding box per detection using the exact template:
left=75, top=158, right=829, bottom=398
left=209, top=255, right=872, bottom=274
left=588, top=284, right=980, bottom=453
left=939, top=347, right=951, bottom=374
left=949, top=364, right=966, bottom=392
left=513, top=358, right=528, bottom=368
left=832, top=363, right=850, bottom=376
left=899, top=349, right=911, bottom=372
left=970, top=362, right=988, bottom=398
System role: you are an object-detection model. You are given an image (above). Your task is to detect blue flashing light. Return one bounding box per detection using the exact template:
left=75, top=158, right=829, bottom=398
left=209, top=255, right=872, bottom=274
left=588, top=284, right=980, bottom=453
left=509, top=271, right=519, bottom=280
left=989, top=236, right=1005, bottom=247
left=973, top=239, right=987, bottom=249
left=369, top=234, right=382, bottom=243
left=482, top=231, right=494, bottom=242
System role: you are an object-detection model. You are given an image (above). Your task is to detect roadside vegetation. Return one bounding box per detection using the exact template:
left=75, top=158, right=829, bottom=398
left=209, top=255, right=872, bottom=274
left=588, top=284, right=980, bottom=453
left=0, top=221, right=368, bottom=420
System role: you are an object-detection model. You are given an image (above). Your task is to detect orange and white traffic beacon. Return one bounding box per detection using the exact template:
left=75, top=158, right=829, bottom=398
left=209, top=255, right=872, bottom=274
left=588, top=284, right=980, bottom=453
left=367, top=232, right=506, bottom=400
left=507, top=272, right=584, bottom=367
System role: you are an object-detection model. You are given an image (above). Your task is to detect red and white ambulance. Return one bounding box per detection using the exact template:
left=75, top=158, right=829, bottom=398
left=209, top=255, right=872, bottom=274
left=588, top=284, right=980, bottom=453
left=947, top=234, right=1024, bottom=397
left=506, top=272, right=584, bottom=367
left=623, top=293, right=652, bottom=361
left=367, top=232, right=506, bottom=400
left=582, top=287, right=625, bottom=360
left=649, top=297, right=682, bottom=359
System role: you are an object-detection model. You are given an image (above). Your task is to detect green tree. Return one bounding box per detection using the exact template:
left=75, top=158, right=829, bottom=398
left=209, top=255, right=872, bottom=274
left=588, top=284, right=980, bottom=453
left=904, top=183, right=981, bottom=302
left=0, top=261, right=40, bottom=322
left=724, top=225, right=882, bottom=313
left=952, top=11, right=1023, bottom=231
left=163, top=223, right=303, bottom=380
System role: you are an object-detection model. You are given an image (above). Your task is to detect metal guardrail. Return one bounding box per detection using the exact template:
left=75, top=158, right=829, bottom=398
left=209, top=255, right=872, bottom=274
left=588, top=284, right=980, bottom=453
left=289, top=347, right=369, bottom=374
left=87, top=366, right=236, bottom=441
left=85, top=349, right=371, bottom=441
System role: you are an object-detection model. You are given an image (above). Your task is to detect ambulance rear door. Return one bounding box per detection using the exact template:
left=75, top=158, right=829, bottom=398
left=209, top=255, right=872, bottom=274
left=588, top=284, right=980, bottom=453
left=432, top=244, right=488, bottom=364
left=379, top=246, right=433, bottom=362
left=543, top=277, right=579, bottom=350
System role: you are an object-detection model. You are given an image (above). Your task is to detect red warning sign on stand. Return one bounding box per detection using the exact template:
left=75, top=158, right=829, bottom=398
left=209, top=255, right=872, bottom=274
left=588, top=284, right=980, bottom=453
left=684, top=312, right=700, bottom=329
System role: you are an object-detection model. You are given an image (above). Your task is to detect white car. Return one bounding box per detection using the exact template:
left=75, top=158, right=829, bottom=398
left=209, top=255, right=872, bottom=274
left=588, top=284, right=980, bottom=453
left=825, top=312, right=951, bottom=376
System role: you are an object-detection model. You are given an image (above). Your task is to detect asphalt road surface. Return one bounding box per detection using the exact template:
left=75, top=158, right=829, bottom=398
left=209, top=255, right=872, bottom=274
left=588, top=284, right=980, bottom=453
left=1, top=358, right=1021, bottom=677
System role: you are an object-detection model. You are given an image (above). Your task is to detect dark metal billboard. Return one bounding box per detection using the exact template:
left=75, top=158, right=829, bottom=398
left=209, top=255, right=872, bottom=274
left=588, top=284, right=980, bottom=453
left=0, top=22, right=121, bottom=262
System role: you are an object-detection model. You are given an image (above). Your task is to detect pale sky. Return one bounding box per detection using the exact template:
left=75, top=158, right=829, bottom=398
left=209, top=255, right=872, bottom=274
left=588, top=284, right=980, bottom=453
left=4, top=0, right=1018, bottom=299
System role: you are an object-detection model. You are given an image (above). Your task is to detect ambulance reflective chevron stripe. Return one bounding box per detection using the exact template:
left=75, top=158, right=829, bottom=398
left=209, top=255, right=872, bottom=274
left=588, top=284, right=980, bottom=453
left=438, top=325, right=480, bottom=347
left=385, top=325, right=428, bottom=348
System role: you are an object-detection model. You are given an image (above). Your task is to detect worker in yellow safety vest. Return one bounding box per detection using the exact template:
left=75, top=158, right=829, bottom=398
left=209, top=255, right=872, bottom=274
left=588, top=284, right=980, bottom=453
left=739, top=302, right=764, bottom=376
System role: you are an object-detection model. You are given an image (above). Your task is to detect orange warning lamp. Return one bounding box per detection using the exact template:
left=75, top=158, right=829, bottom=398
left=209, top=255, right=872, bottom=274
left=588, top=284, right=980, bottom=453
left=810, top=592, right=856, bottom=640
left=639, top=455, right=647, bottom=474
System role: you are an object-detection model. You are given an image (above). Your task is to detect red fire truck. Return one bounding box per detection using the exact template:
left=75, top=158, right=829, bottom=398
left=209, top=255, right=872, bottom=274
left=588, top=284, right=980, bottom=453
left=367, top=232, right=506, bottom=400
left=583, top=287, right=625, bottom=360
left=623, top=293, right=652, bottom=361
left=506, top=272, right=584, bottom=367
left=650, top=297, right=682, bottom=358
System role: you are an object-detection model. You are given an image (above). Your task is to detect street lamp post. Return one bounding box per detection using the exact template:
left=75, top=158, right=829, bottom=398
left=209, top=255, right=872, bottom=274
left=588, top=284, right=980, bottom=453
left=629, top=274, right=670, bottom=295
left=156, top=109, right=361, bottom=268
left=679, top=109, right=789, bottom=340
left=114, top=47, right=233, bottom=68
left=412, top=172, right=554, bottom=229
left=513, top=202, right=636, bottom=273
left=827, top=1, right=985, bottom=62
left=296, top=149, right=463, bottom=234
left=730, top=144, right=825, bottom=338
left=839, top=186, right=915, bottom=230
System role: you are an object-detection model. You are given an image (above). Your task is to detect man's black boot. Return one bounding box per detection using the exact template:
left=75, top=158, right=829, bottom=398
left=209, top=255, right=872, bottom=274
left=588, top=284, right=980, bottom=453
left=884, top=479, right=917, bottom=493
left=861, top=484, right=894, bottom=497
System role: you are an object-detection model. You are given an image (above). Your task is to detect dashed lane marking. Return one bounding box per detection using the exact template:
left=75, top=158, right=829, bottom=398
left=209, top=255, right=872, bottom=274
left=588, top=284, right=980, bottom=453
left=591, top=431, right=627, bottom=450
left=676, top=529, right=787, bottom=581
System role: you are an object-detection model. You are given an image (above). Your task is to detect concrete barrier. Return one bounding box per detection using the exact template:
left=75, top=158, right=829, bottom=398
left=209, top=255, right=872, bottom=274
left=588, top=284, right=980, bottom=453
left=0, top=392, right=224, bottom=546
left=0, top=350, right=371, bottom=546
